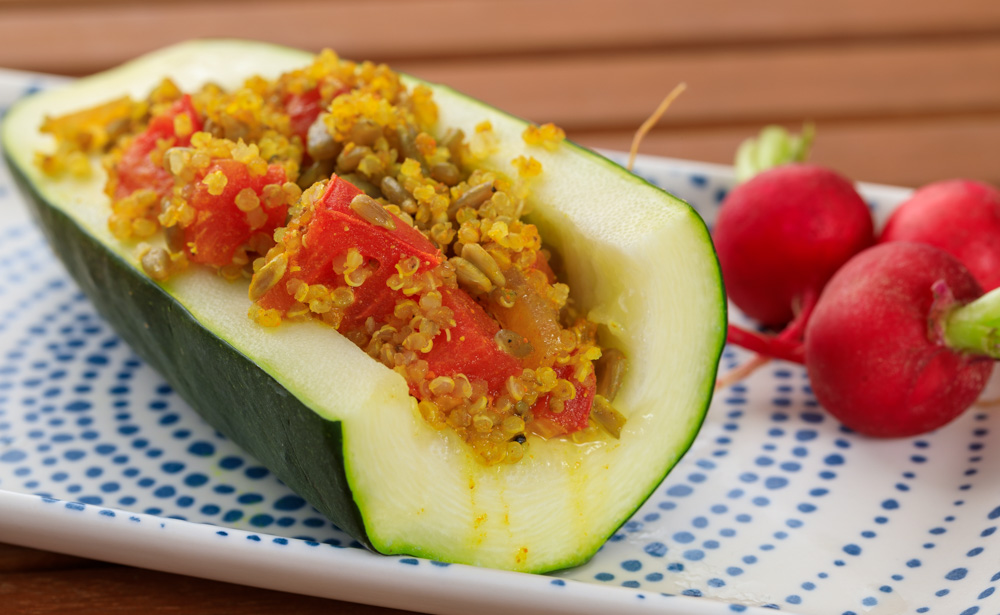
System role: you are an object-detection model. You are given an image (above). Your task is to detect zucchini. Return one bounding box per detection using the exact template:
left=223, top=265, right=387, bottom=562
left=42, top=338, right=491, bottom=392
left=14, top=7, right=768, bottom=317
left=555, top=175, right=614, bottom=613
left=1, top=39, right=727, bottom=572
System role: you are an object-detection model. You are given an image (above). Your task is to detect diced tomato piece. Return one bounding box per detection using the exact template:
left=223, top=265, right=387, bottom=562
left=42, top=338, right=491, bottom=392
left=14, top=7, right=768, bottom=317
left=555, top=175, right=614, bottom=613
left=533, top=250, right=557, bottom=284
left=184, top=160, right=287, bottom=267
left=258, top=176, right=524, bottom=396
left=319, top=176, right=442, bottom=269
left=285, top=84, right=351, bottom=143
left=115, top=95, right=201, bottom=200
left=285, top=88, right=324, bottom=143
left=258, top=177, right=440, bottom=329
left=256, top=177, right=597, bottom=431
left=530, top=364, right=597, bottom=436
left=490, top=268, right=562, bottom=368
left=421, top=287, right=523, bottom=398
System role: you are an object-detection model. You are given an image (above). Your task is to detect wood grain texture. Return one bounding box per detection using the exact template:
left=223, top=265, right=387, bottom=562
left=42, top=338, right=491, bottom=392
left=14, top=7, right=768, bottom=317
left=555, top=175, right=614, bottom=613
left=0, top=564, right=417, bottom=614
left=395, top=40, right=1000, bottom=128
left=1, top=0, right=1000, bottom=75
left=576, top=114, right=1000, bottom=187
left=1, top=1, right=999, bottom=613
left=2, top=1, right=997, bottom=188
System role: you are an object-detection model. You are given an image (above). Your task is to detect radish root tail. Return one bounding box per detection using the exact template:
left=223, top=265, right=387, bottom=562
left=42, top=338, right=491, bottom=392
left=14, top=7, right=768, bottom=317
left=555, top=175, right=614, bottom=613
left=627, top=83, right=687, bottom=172
left=715, top=354, right=771, bottom=390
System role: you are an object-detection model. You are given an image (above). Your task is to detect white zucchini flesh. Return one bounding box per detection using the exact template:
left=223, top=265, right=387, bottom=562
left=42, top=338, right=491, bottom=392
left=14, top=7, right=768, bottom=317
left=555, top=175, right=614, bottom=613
left=2, top=39, right=726, bottom=572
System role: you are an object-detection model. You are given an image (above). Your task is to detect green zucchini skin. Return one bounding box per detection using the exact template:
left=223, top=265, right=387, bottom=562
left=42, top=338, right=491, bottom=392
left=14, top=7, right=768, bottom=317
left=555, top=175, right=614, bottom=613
left=6, top=159, right=371, bottom=547
left=2, top=40, right=728, bottom=573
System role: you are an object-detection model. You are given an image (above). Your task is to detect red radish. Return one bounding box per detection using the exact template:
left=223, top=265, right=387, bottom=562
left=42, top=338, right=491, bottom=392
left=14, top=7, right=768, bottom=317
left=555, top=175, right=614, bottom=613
left=805, top=242, right=995, bottom=437
left=879, top=179, right=1000, bottom=291
left=714, top=163, right=875, bottom=347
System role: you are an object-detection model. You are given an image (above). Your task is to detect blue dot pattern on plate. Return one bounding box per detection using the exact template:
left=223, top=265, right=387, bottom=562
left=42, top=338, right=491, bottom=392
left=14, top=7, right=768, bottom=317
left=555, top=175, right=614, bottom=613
left=2, top=123, right=1000, bottom=614
left=555, top=156, right=1000, bottom=615
left=0, top=219, right=352, bottom=548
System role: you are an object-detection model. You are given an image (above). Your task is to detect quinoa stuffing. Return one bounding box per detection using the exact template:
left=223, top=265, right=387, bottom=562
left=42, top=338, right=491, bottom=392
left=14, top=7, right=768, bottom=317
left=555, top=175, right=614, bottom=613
left=37, top=50, right=628, bottom=465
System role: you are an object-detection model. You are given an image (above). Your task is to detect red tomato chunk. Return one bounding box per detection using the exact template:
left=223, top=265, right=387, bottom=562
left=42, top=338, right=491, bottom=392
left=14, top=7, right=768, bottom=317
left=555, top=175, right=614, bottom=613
left=184, top=160, right=288, bottom=267
left=114, top=95, right=201, bottom=201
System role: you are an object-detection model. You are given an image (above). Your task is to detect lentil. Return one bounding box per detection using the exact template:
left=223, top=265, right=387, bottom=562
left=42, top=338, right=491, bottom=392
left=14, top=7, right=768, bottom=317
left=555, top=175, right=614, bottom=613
left=495, top=329, right=533, bottom=359
left=451, top=257, right=494, bottom=295
left=37, top=49, right=627, bottom=464
left=595, top=348, right=628, bottom=402
left=307, top=114, right=340, bottom=160
left=591, top=395, right=627, bottom=439
left=249, top=252, right=288, bottom=301
left=350, top=193, right=396, bottom=230
left=139, top=245, right=172, bottom=281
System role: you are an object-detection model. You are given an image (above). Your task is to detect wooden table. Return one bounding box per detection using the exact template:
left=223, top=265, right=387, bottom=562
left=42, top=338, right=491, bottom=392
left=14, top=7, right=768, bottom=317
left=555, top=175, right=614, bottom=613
left=2, top=1, right=999, bottom=612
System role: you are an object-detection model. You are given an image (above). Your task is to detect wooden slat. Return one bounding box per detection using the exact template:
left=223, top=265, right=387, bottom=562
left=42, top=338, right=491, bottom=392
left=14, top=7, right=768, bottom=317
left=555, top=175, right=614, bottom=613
left=1, top=0, right=1000, bottom=75
left=3, top=27, right=998, bottom=139
left=0, top=3, right=996, bottom=614
left=395, top=40, right=1000, bottom=131
left=574, top=114, right=1000, bottom=188
left=0, top=565, right=416, bottom=615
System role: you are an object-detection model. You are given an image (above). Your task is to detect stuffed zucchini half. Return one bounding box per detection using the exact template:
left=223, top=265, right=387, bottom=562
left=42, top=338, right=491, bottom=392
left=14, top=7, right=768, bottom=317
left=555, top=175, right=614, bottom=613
left=1, top=39, right=726, bottom=573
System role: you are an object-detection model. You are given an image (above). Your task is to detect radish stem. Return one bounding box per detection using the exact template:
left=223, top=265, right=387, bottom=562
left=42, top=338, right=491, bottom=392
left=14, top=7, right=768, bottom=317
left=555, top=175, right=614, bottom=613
left=727, top=326, right=805, bottom=364
left=943, top=285, right=1000, bottom=358
left=734, top=123, right=815, bottom=183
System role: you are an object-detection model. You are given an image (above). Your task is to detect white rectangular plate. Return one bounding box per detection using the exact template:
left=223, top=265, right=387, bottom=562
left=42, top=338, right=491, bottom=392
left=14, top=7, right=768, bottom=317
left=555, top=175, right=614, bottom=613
left=1, top=68, right=998, bottom=615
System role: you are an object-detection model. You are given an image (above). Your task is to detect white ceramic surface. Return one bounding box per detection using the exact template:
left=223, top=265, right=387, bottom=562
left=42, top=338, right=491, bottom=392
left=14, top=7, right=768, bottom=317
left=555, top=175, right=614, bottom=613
left=2, top=68, right=999, bottom=615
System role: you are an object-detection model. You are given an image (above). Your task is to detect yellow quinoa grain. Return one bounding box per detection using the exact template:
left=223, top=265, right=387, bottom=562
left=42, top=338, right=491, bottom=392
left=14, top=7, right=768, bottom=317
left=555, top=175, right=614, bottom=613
left=487, top=220, right=509, bottom=242
left=150, top=78, right=182, bottom=103
left=357, top=154, right=383, bottom=178
left=429, top=376, right=455, bottom=396
left=249, top=305, right=282, bottom=327
left=418, top=400, right=446, bottom=428
left=505, top=441, right=524, bottom=463
left=203, top=170, right=228, bottom=195
left=235, top=187, right=261, bottom=212
left=473, top=414, right=494, bottom=433
left=506, top=376, right=526, bottom=401
left=247, top=157, right=268, bottom=178
left=502, top=415, right=525, bottom=434
left=345, top=248, right=364, bottom=271
left=400, top=158, right=422, bottom=179
left=173, top=113, right=193, bottom=138
left=512, top=155, right=542, bottom=178
left=261, top=184, right=285, bottom=209
left=331, top=286, right=355, bottom=308
left=282, top=182, right=303, bottom=206
left=63, top=152, right=91, bottom=179
left=190, top=149, right=211, bottom=170
left=286, top=302, right=311, bottom=319
left=35, top=151, right=65, bottom=176
left=395, top=256, right=421, bottom=278
left=469, top=123, right=499, bottom=159
left=412, top=84, right=439, bottom=127
left=232, top=140, right=258, bottom=163
left=286, top=278, right=308, bottom=302
left=522, top=122, right=566, bottom=151
left=39, top=50, right=619, bottom=465
left=415, top=132, right=437, bottom=157
left=131, top=218, right=158, bottom=238
left=345, top=265, right=373, bottom=288
left=190, top=131, right=213, bottom=148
